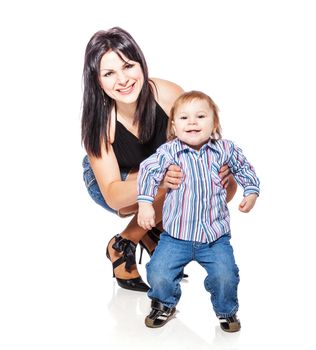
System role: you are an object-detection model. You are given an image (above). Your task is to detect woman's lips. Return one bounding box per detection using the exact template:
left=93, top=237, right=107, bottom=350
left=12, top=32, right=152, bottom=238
left=117, top=83, right=135, bottom=95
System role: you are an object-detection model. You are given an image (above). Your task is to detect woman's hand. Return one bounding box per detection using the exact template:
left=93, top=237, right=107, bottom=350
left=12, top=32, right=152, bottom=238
left=219, top=164, right=231, bottom=188
left=219, top=165, right=237, bottom=202
left=161, top=164, right=183, bottom=190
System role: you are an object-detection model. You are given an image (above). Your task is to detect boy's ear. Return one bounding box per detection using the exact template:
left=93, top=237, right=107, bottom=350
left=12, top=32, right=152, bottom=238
left=212, top=120, right=219, bottom=136
left=172, top=121, right=177, bottom=136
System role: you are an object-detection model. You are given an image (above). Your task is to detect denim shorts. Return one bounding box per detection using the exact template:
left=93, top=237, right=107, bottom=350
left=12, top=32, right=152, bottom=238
left=82, top=155, right=130, bottom=215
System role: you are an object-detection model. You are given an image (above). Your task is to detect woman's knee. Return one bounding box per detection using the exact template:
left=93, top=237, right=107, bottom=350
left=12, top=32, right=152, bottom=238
left=82, top=156, right=118, bottom=214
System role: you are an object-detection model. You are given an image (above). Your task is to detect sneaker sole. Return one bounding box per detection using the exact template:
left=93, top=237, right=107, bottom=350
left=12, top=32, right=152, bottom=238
left=220, top=321, right=241, bottom=332
left=145, top=308, right=176, bottom=328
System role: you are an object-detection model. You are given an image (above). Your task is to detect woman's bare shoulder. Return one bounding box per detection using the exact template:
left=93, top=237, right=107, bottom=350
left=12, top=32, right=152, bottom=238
left=151, top=78, right=184, bottom=116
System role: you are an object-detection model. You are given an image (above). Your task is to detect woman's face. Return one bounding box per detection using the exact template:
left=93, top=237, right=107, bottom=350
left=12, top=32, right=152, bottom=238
left=99, top=50, right=144, bottom=105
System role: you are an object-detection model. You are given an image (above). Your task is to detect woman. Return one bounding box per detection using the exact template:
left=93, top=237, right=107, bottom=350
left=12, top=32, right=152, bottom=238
left=81, top=27, right=237, bottom=292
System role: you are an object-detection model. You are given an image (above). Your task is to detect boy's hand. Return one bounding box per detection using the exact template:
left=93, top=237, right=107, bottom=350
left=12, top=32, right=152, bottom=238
left=239, top=193, right=258, bottom=213
left=137, top=202, right=156, bottom=230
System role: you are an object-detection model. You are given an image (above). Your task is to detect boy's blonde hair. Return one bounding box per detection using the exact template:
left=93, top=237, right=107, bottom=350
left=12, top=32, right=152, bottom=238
left=167, top=90, right=222, bottom=141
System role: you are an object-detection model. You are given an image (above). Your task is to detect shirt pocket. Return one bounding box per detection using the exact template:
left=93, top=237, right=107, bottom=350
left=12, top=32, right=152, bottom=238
left=210, top=163, right=223, bottom=189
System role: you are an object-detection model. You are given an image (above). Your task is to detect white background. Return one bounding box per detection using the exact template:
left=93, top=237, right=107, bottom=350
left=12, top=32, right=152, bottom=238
left=1, top=0, right=315, bottom=349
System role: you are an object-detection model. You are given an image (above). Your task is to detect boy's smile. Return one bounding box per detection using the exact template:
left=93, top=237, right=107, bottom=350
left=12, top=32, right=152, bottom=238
left=172, top=99, right=215, bottom=150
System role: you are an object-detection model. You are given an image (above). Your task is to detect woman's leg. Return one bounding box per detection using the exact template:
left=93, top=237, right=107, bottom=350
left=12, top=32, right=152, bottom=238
left=83, top=157, right=166, bottom=288
left=116, top=168, right=164, bottom=253
left=107, top=187, right=166, bottom=280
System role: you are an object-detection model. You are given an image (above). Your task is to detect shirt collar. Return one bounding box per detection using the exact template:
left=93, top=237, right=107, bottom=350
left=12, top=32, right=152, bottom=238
left=172, top=138, right=220, bottom=155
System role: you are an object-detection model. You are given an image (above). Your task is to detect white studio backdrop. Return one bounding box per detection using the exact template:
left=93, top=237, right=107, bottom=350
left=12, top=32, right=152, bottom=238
left=0, top=0, right=315, bottom=349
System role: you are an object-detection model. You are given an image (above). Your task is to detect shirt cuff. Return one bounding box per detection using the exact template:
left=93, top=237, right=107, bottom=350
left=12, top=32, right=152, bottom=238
left=137, top=195, right=155, bottom=204
left=243, top=186, right=260, bottom=197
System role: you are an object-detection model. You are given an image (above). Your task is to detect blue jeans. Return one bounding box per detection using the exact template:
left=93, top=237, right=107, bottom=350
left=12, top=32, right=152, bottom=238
left=146, top=233, right=240, bottom=318
left=82, top=155, right=130, bottom=214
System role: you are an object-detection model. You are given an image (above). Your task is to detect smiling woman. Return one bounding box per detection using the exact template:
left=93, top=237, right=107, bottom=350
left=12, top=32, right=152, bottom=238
left=99, top=51, right=144, bottom=105
left=81, top=27, right=237, bottom=293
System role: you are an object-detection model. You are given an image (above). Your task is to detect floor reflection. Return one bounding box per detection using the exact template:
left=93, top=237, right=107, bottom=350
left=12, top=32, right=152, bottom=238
left=106, top=282, right=241, bottom=350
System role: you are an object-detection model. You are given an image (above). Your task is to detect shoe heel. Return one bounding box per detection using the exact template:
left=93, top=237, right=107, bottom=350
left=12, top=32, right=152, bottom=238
left=139, top=246, right=144, bottom=264
left=105, top=234, right=149, bottom=292
left=106, top=247, right=115, bottom=277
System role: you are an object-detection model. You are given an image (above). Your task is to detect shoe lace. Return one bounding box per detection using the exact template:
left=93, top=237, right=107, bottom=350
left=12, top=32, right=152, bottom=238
left=112, top=235, right=137, bottom=272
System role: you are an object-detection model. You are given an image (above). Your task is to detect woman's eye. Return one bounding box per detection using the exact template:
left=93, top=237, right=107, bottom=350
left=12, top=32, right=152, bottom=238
left=103, top=72, right=113, bottom=77
left=125, top=63, right=134, bottom=69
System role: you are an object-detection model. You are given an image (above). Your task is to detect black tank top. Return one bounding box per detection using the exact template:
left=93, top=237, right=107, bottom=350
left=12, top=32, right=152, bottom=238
left=112, top=103, right=168, bottom=171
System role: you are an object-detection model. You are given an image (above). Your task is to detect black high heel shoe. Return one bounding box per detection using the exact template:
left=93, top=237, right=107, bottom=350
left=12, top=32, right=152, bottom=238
left=106, top=234, right=149, bottom=292
left=139, top=228, right=161, bottom=264
left=139, top=228, right=188, bottom=278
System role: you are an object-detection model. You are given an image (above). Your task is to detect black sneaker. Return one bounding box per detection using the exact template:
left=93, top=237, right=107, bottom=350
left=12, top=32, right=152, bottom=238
left=145, top=300, right=176, bottom=328
left=218, top=314, right=241, bottom=332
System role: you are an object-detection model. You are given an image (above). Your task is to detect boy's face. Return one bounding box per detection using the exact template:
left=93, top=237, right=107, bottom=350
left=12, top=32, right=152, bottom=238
left=172, top=99, right=215, bottom=150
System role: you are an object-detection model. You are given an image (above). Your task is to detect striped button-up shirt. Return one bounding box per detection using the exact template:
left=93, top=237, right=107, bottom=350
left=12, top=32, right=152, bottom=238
left=137, top=138, right=260, bottom=243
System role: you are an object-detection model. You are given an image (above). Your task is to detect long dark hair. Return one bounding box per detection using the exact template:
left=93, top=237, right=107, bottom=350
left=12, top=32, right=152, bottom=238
left=81, top=27, right=157, bottom=157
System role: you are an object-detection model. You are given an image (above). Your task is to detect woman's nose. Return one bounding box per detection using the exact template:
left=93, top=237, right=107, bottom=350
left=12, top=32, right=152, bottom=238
left=117, top=71, right=128, bottom=85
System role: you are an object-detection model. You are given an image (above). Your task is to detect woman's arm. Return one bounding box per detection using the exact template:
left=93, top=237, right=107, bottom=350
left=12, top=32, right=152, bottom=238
left=219, top=165, right=237, bottom=203
left=89, top=143, right=138, bottom=211
left=91, top=79, right=184, bottom=211
left=225, top=175, right=238, bottom=202
left=151, top=78, right=184, bottom=116
left=150, top=78, right=185, bottom=188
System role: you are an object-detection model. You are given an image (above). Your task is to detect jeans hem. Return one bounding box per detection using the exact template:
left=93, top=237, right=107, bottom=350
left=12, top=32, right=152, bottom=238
left=149, top=297, right=177, bottom=309
left=215, top=305, right=239, bottom=319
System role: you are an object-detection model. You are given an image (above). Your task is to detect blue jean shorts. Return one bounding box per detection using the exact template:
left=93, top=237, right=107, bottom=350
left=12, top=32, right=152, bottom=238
left=82, top=155, right=130, bottom=214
